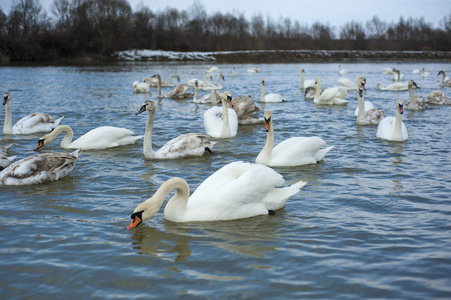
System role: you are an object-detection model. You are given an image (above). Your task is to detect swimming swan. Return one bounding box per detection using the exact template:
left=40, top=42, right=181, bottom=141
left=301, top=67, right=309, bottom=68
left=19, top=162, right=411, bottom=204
left=126, top=161, right=306, bottom=228
left=376, top=99, right=408, bottom=142
left=300, top=69, right=315, bottom=90
left=136, top=100, right=214, bottom=159
left=153, top=74, right=193, bottom=99
left=255, top=111, right=334, bottom=166
left=260, top=79, right=284, bottom=103
left=376, top=82, right=410, bottom=92
left=143, top=74, right=180, bottom=88
left=203, top=91, right=238, bottom=138
left=132, top=80, right=151, bottom=93
left=3, top=92, right=63, bottom=135
left=338, top=65, right=349, bottom=75
left=0, top=149, right=81, bottom=185
left=34, top=125, right=142, bottom=150
left=427, top=90, right=451, bottom=105
left=355, top=80, right=385, bottom=125
left=313, top=78, right=348, bottom=105
left=405, top=80, right=427, bottom=110
left=232, top=95, right=263, bottom=125
left=438, top=70, right=451, bottom=87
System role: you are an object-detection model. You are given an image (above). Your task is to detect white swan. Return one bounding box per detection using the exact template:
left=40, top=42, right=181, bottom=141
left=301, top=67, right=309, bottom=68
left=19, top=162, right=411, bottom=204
left=353, top=76, right=374, bottom=115
left=383, top=67, right=396, bottom=75
left=3, top=92, right=64, bottom=135
left=395, top=69, right=404, bottom=81
left=0, top=149, right=81, bottom=185
left=207, top=66, right=219, bottom=73
left=203, top=91, right=238, bottom=138
left=338, top=65, right=348, bottom=75
left=421, top=68, right=430, bottom=78
left=405, top=80, right=427, bottom=110
left=376, top=99, right=408, bottom=142
left=187, top=74, right=213, bottom=88
left=438, top=70, right=451, bottom=87
left=255, top=111, right=334, bottom=166
left=34, top=125, right=142, bottom=150
left=135, top=101, right=214, bottom=159
left=355, top=80, right=385, bottom=125
left=231, top=67, right=238, bottom=77
left=232, top=95, right=263, bottom=125
left=132, top=80, right=151, bottom=93
left=376, top=82, right=410, bottom=92
left=201, top=74, right=224, bottom=91
left=260, top=79, right=283, bottom=103
left=143, top=75, right=180, bottom=88
left=247, top=67, right=260, bottom=73
left=313, top=78, right=348, bottom=105
left=153, top=74, right=193, bottom=99
left=126, top=161, right=306, bottom=228
left=412, top=68, right=421, bottom=74
left=300, top=69, right=315, bottom=90
left=427, top=90, right=451, bottom=105
left=338, top=76, right=361, bottom=91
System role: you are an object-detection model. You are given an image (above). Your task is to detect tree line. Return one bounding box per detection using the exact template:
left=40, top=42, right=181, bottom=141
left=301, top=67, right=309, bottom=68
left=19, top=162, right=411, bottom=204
left=1, top=0, right=450, bottom=61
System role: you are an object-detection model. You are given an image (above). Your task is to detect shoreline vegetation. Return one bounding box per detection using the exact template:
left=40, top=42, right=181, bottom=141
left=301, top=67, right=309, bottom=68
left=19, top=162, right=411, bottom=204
left=1, top=0, right=450, bottom=64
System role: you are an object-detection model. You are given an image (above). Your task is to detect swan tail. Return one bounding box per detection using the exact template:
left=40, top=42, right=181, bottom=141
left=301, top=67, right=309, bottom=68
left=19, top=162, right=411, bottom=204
left=53, top=116, right=64, bottom=126
left=263, top=180, right=307, bottom=210
left=315, top=145, right=334, bottom=162
left=70, top=148, right=82, bottom=158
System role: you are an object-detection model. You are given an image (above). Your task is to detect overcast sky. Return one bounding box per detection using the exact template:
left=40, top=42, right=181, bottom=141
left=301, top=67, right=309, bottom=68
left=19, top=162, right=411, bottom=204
left=1, top=0, right=450, bottom=29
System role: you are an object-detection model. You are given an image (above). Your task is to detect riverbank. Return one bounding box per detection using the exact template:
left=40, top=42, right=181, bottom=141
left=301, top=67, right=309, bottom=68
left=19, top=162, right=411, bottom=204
left=116, top=49, right=451, bottom=63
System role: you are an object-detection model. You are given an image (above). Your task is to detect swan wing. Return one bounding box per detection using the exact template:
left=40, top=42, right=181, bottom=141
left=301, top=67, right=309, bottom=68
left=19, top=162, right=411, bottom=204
left=263, top=93, right=283, bottom=103
left=376, top=116, right=407, bottom=141
left=155, top=133, right=214, bottom=159
left=186, top=162, right=304, bottom=221
left=233, top=95, right=260, bottom=118
left=0, top=149, right=81, bottom=185
left=304, top=79, right=315, bottom=88
left=12, top=113, right=63, bottom=134
left=203, top=106, right=224, bottom=137
left=71, top=126, right=141, bottom=149
left=270, top=136, right=331, bottom=166
left=354, top=100, right=375, bottom=116
left=337, top=78, right=356, bottom=90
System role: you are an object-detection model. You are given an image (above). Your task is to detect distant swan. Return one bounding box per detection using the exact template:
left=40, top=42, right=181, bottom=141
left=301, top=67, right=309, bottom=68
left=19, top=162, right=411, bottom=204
left=376, top=82, right=410, bottom=92
left=0, top=149, right=81, bottom=185
left=132, top=80, right=151, bottom=93
left=421, top=68, right=430, bottom=78
left=427, top=90, right=451, bottom=105
left=203, top=91, right=238, bottom=138
left=255, top=111, right=334, bottom=166
left=126, top=161, right=306, bottom=229
left=313, top=78, right=348, bottom=105
left=383, top=67, right=396, bottom=75
left=187, top=74, right=213, bottom=88
left=34, top=125, right=142, bottom=151
left=438, top=70, right=451, bottom=87
left=207, top=66, right=219, bottom=73
left=136, top=100, right=214, bottom=159
left=405, top=80, right=427, bottom=110
left=247, top=67, right=260, bottom=73
left=355, top=79, right=385, bottom=125
left=201, top=74, right=224, bottom=91
left=338, top=65, right=348, bottom=75
left=376, top=99, right=408, bottom=142
left=300, top=69, right=315, bottom=90
left=231, top=67, right=238, bottom=77
left=153, top=74, right=193, bottom=99
left=143, top=74, right=180, bottom=88
left=260, top=79, right=284, bottom=102
left=338, top=75, right=365, bottom=91
left=3, top=92, right=63, bottom=135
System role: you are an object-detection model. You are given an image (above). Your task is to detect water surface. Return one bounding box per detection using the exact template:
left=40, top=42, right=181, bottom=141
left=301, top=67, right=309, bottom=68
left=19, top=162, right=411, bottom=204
left=1, top=61, right=450, bottom=299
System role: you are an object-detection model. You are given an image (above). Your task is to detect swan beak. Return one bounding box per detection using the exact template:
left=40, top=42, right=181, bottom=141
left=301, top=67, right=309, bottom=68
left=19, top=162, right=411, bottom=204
left=227, top=95, right=233, bottom=108
left=399, top=104, right=404, bottom=114
left=264, top=117, right=271, bottom=132
left=127, top=211, right=143, bottom=231
left=3, top=96, right=7, bottom=105
left=136, top=105, right=146, bottom=115
left=34, top=139, right=44, bottom=151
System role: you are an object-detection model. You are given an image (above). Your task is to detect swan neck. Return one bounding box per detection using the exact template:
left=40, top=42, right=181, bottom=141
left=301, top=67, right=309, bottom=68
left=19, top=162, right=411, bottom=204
left=357, top=91, right=365, bottom=123
left=440, top=73, right=445, bottom=86
left=300, top=71, right=304, bottom=89
left=408, top=84, right=414, bottom=99
left=3, top=100, right=12, bottom=134
left=314, top=78, right=321, bottom=100
left=393, top=109, right=403, bottom=139
left=260, top=82, right=265, bottom=102
left=157, top=76, right=162, bottom=97
left=143, top=109, right=155, bottom=158
left=49, top=125, right=73, bottom=148
left=193, top=84, right=198, bottom=101
left=257, top=119, right=274, bottom=163
left=220, top=98, right=231, bottom=137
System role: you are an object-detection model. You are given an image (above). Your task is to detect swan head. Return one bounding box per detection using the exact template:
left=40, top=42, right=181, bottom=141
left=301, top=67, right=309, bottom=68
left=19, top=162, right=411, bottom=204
left=301, top=68, right=305, bottom=73
left=219, top=74, right=225, bottom=81
left=397, top=99, right=404, bottom=115
left=151, top=74, right=161, bottom=80
left=3, top=92, right=11, bottom=105
left=261, top=79, right=265, bottom=86
left=408, top=80, right=419, bottom=89
left=358, top=81, right=365, bottom=97
left=127, top=210, right=144, bottom=230
left=136, top=100, right=155, bottom=115
left=222, top=91, right=233, bottom=108
left=194, top=80, right=198, bottom=87
left=438, top=70, right=445, bottom=76
left=263, top=111, right=272, bottom=132
left=392, top=67, right=397, bottom=72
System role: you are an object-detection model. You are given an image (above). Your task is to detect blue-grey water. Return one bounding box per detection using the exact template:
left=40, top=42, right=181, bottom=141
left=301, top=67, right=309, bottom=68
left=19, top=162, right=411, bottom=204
left=0, top=61, right=450, bottom=299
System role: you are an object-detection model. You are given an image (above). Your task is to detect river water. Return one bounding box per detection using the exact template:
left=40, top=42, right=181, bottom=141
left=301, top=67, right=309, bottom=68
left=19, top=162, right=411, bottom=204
left=0, top=61, right=450, bottom=299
